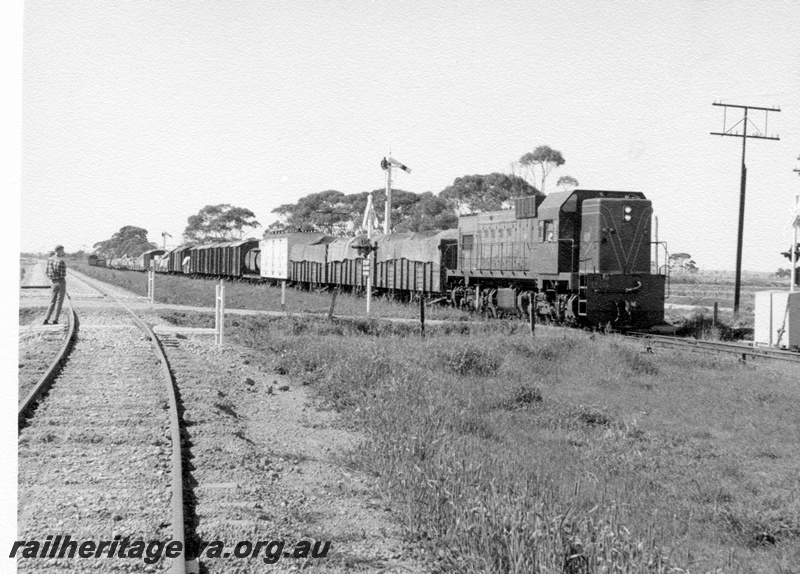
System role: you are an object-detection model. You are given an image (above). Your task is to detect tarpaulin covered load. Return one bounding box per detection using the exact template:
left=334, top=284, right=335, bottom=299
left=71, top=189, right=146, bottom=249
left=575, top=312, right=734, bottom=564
left=289, top=234, right=334, bottom=264
left=327, top=234, right=385, bottom=262
left=371, top=229, right=459, bottom=293
left=374, top=229, right=458, bottom=263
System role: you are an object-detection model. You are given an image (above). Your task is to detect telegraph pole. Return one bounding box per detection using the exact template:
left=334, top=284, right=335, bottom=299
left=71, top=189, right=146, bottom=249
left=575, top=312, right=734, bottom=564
left=711, top=102, right=780, bottom=316
left=792, top=156, right=800, bottom=292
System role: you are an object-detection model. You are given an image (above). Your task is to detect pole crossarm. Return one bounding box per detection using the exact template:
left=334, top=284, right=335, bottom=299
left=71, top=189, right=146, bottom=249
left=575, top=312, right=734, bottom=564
left=712, top=102, right=780, bottom=113
left=710, top=132, right=780, bottom=141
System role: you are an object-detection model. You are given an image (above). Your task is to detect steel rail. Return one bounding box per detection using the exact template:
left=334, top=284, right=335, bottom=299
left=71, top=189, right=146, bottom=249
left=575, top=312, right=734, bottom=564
left=68, top=274, right=187, bottom=574
left=628, top=331, right=800, bottom=364
left=18, top=295, right=79, bottom=427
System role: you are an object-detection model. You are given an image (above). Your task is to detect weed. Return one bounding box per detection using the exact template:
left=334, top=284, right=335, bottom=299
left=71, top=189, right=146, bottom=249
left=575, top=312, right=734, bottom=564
left=214, top=402, right=238, bottom=418
left=437, top=345, right=502, bottom=376
left=618, top=346, right=660, bottom=376
left=573, top=405, right=614, bottom=427
left=499, top=384, right=543, bottom=410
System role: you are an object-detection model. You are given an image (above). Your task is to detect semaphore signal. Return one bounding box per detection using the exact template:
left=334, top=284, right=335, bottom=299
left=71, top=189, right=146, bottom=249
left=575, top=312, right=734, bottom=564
left=380, top=156, right=411, bottom=235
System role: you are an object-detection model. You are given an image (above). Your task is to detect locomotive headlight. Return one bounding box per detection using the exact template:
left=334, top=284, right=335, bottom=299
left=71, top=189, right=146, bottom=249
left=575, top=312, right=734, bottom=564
left=624, top=214, right=632, bottom=221
left=623, top=206, right=632, bottom=221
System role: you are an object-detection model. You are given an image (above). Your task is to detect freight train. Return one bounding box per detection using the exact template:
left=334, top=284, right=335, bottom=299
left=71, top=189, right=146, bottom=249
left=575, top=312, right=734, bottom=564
left=93, top=189, right=669, bottom=329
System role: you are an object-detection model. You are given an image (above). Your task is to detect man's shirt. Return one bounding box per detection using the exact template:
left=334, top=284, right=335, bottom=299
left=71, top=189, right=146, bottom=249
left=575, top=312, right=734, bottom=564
left=46, top=255, right=67, bottom=281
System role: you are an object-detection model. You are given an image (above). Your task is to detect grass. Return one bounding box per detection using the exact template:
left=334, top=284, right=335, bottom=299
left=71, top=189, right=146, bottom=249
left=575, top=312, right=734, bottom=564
left=159, top=310, right=800, bottom=573
left=73, top=263, right=473, bottom=322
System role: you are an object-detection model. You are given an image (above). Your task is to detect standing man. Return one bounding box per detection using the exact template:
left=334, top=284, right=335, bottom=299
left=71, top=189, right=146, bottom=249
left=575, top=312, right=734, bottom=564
left=44, top=245, right=67, bottom=325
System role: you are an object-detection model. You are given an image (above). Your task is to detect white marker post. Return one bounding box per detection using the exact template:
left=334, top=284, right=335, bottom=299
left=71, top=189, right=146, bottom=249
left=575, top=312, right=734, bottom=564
left=363, top=192, right=378, bottom=314
left=380, top=156, right=411, bottom=235
left=148, top=260, right=155, bottom=304
left=215, top=279, right=225, bottom=345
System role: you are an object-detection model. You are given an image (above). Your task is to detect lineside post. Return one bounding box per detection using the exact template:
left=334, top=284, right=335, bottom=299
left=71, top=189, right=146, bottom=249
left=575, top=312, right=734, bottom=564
left=215, top=279, right=225, bottom=345
left=148, top=261, right=155, bottom=304
left=713, top=302, right=718, bottom=328
left=529, top=301, right=536, bottom=342
left=328, top=288, right=338, bottom=321
left=419, top=293, right=425, bottom=338
left=281, top=280, right=287, bottom=312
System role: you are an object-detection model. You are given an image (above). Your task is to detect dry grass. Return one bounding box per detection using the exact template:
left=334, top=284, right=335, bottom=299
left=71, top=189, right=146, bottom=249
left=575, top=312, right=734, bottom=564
left=159, top=311, right=800, bottom=573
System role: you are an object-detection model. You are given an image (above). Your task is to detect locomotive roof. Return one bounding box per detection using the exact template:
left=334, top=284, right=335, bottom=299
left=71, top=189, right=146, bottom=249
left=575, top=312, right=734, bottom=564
left=537, top=189, right=646, bottom=221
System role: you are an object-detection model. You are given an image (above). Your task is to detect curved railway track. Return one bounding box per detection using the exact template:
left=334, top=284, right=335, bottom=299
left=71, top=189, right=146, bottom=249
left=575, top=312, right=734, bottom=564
left=18, top=295, right=79, bottom=424
left=17, top=273, right=188, bottom=574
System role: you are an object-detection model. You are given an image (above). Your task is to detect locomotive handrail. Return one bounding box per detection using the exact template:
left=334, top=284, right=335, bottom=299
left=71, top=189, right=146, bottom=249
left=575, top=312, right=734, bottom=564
left=652, top=241, right=671, bottom=299
left=580, top=241, right=600, bottom=275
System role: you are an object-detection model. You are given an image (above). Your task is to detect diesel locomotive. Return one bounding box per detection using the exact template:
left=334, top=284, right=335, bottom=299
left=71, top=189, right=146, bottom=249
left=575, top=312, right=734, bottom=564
left=445, top=189, right=666, bottom=328
left=98, top=188, right=668, bottom=330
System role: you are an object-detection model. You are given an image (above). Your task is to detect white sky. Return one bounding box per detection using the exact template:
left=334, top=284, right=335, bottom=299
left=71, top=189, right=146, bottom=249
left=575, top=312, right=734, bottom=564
left=1, top=0, right=799, bottom=558
left=17, top=0, right=800, bottom=271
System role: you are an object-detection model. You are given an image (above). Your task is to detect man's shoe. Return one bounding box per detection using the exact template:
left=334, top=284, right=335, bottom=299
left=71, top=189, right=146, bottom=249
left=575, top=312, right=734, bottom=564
left=43, top=320, right=49, bottom=325
left=52, top=321, right=59, bottom=325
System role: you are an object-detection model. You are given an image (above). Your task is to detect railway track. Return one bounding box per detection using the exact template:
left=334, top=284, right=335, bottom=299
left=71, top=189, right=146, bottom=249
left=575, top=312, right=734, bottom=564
left=627, top=331, right=800, bottom=365
left=17, top=273, right=187, bottom=573
left=18, top=295, right=79, bottom=418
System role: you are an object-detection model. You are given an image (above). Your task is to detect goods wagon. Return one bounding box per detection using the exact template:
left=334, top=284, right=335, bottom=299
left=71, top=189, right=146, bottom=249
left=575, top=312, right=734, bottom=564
left=130, top=249, right=165, bottom=271
left=326, top=236, right=369, bottom=289
left=372, top=230, right=458, bottom=294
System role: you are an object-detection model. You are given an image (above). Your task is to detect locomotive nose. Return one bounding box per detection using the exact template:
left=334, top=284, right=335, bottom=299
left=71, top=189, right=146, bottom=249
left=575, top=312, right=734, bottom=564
left=581, top=198, right=652, bottom=275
